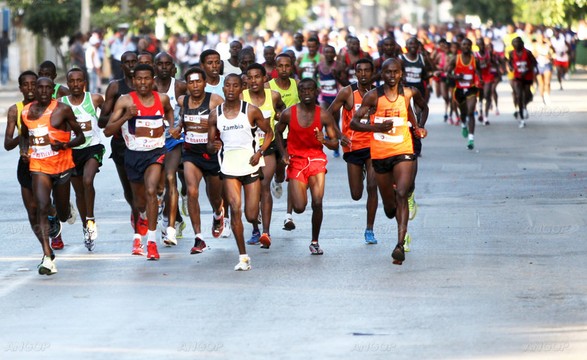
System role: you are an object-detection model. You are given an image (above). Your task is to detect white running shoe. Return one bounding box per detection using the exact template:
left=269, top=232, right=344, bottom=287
left=164, top=226, right=177, bottom=246
left=38, top=255, right=57, bottom=275
left=234, top=255, right=251, bottom=271
left=181, top=194, right=189, bottom=216
left=86, top=220, right=98, bottom=241
left=66, top=202, right=77, bottom=224
left=176, top=220, right=186, bottom=239
left=270, top=179, right=283, bottom=199
left=221, top=218, right=232, bottom=238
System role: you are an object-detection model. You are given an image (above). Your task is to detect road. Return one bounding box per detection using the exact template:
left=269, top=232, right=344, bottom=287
left=0, top=74, right=586, bottom=360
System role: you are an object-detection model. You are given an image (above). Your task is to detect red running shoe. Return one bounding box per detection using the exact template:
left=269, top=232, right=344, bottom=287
left=259, top=233, right=271, bottom=249
left=51, top=234, right=64, bottom=250
left=212, top=211, right=224, bottom=238
left=190, top=238, right=207, bottom=254
left=146, top=241, right=160, bottom=260
left=137, top=216, right=149, bottom=236
left=131, top=238, right=144, bottom=256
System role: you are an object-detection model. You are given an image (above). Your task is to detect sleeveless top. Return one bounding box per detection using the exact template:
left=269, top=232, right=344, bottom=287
left=345, top=49, right=366, bottom=84
left=205, top=75, right=225, bottom=99
left=16, top=101, right=24, bottom=136
left=475, top=51, right=491, bottom=76
left=242, top=88, right=275, bottom=145
left=370, top=86, right=413, bottom=159
left=299, top=53, right=320, bottom=80
left=318, top=63, right=338, bottom=99
left=216, top=101, right=259, bottom=176
left=455, top=54, right=477, bottom=89
left=269, top=78, right=299, bottom=140
left=512, top=50, right=534, bottom=80
left=121, top=91, right=166, bottom=151
left=163, top=78, right=181, bottom=138
left=182, top=92, right=212, bottom=154
left=60, top=92, right=102, bottom=149
left=287, top=105, right=325, bottom=159
left=399, top=53, right=426, bottom=86
left=21, top=100, right=75, bottom=174
left=341, top=83, right=371, bottom=153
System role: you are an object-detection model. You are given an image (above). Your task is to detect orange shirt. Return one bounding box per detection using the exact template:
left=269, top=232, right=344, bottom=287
left=455, top=54, right=477, bottom=89
left=369, top=86, right=413, bottom=160
left=341, top=83, right=372, bottom=153
left=21, top=100, right=74, bottom=175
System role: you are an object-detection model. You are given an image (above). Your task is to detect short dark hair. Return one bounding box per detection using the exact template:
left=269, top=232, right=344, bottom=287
left=355, top=58, right=374, bottom=71
left=224, top=73, right=242, bottom=85
left=38, top=61, right=56, bottom=72
left=66, top=67, right=86, bottom=81
left=298, top=77, right=317, bottom=89
left=200, top=49, right=220, bottom=65
left=184, top=67, right=207, bottom=82
left=18, top=71, right=38, bottom=86
left=275, top=52, right=292, bottom=64
left=246, top=63, right=266, bottom=77
left=133, top=64, right=155, bottom=77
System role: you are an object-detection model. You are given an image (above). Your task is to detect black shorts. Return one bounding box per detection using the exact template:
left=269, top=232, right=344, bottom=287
left=454, top=87, right=478, bottom=104
left=410, top=128, right=422, bottom=157
left=372, top=154, right=416, bottom=174
left=343, top=147, right=371, bottom=166
left=515, top=78, right=534, bottom=86
left=17, top=157, right=33, bottom=190
left=263, top=140, right=277, bottom=157
left=72, top=144, right=106, bottom=176
left=110, top=136, right=127, bottom=167
left=31, top=169, right=73, bottom=186
left=124, top=147, right=166, bottom=183
left=182, top=149, right=220, bottom=177
left=407, top=83, right=426, bottom=97
left=220, top=168, right=263, bottom=185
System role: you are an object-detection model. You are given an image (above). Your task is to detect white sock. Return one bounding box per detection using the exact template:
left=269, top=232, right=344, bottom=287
left=147, top=230, right=156, bottom=243
left=195, top=233, right=203, bottom=240
left=468, top=134, right=474, bottom=141
left=140, top=211, right=147, bottom=219
left=239, top=254, right=249, bottom=261
left=285, top=213, right=292, bottom=220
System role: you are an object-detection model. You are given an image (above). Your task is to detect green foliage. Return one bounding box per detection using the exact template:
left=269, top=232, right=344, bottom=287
left=9, top=0, right=81, bottom=45
left=451, top=0, right=514, bottom=23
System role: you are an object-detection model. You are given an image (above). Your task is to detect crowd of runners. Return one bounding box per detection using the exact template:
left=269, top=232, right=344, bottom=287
left=4, top=20, right=579, bottom=275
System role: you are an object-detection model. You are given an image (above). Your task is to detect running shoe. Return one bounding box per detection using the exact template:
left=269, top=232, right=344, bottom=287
left=175, top=220, right=186, bottom=239
left=48, top=215, right=62, bottom=238
left=84, top=223, right=96, bottom=252
left=234, top=255, right=251, bottom=271
left=444, top=114, right=448, bottom=122
left=247, top=230, right=261, bottom=245
left=131, top=237, right=144, bottom=256
left=181, top=194, right=189, bottom=216
left=212, top=211, right=224, bottom=238
left=478, top=114, right=483, bottom=123
left=66, top=202, right=77, bottom=224
left=483, top=120, right=490, bottom=126
left=86, top=219, right=98, bottom=241
left=270, top=179, right=283, bottom=199
left=333, top=149, right=340, bottom=158
left=467, top=139, right=474, bottom=150
left=364, top=229, right=377, bottom=245
left=164, top=227, right=177, bottom=247
left=404, top=233, right=412, bottom=252
left=514, top=111, right=519, bottom=119
left=259, top=233, right=271, bottom=249
left=283, top=215, right=296, bottom=231
left=392, top=243, right=405, bottom=265
left=137, top=215, right=149, bottom=236
left=461, top=126, right=469, bottom=138
left=519, top=120, right=526, bottom=128
left=495, top=108, right=500, bottom=116
left=190, top=237, right=207, bottom=254
left=408, top=193, right=418, bottom=221
left=157, top=193, right=165, bottom=221
left=51, top=234, right=64, bottom=250
left=221, top=218, right=232, bottom=238
left=309, top=241, right=324, bottom=255
left=160, top=216, right=169, bottom=242
left=38, top=255, right=57, bottom=275
left=146, top=241, right=160, bottom=260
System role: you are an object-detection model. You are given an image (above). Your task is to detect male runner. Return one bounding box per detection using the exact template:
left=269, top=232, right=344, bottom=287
left=38, top=61, right=70, bottom=99
left=338, top=36, right=371, bottom=86
left=207, top=74, right=273, bottom=270
left=60, top=68, right=105, bottom=251
left=104, top=64, right=174, bottom=260
left=351, top=58, right=427, bottom=265
left=328, top=59, right=378, bottom=244
left=171, top=67, right=224, bottom=254
left=201, top=49, right=225, bottom=99
left=275, top=78, right=340, bottom=255
left=296, top=36, right=321, bottom=82
left=242, top=63, right=285, bottom=248
left=508, top=37, right=536, bottom=128
left=20, top=77, right=86, bottom=274
left=223, top=40, right=243, bottom=75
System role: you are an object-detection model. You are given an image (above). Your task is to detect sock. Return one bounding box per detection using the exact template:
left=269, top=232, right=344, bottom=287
left=147, top=230, right=156, bottom=243
left=214, top=211, right=223, bottom=220
left=285, top=213, right=292, bottom=220
left=239, top=254, right=249, bottom=261
left=468, top=134, right=474, bottom=141
left=140, top=211, right=147, bottom=220
left=195, top=233, right=202, bottom=240
left=134, top=233, right=141, bottom=240
left=86, top=217, right=95, bottom=221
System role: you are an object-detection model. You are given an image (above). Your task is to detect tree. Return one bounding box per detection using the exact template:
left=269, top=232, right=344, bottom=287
left=451, top=0, right=514, bottom=24
left=9, top=0, right=81, bottom=68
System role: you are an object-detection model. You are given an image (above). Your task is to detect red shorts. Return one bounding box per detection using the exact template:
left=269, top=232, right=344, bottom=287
left=553, top=60, right=569, bottom=69
left=286, top=155, right=327, bottom=184
left=482, top=72, right=495, bottom=84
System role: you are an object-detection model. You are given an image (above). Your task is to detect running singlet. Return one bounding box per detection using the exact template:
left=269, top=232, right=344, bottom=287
left=455, top=54, right=477, bottom=89
left=287, top=105, right=325, bottom=159
left=183, top=92, right=212, bottom=152
left=52, top=84, right=62, bottom=100
left=16, top=101, right=24, bottom=135
left=121, top=91, right=166, bottom=151
left=475, top=51, right=494, bottom=83
left=268, top=78, right=299, bottom=108
left=216, top=101, right=259, bottom=176
left=299, top=53, right=320, bottom=80
left=341, top=83, right=371, bottom=153
left=318, top=63, right=338, bottom=101
left=60, top=92, right=101, bottom=149
left=242, top=88, right=275, bottom=146
left=21, top=100, right=75, bottom=174
left=345, top=50, right=366, bottom=84
left=370, top=86, right=413, bottom=159
left=164, top=78, right=181, bottom=137
left=112, top=78, right=133, bottom=139
left=512, top=50, right=534, bottom=81
left=205, top=75, right=225, bottom=100
left=399, top=53, right=426, bottom=86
